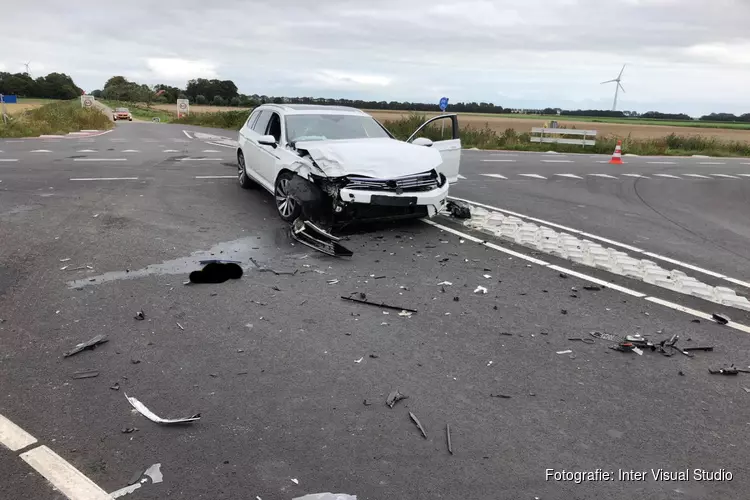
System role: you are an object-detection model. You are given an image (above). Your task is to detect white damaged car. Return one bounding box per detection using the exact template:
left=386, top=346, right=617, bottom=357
left=236, top=104, right=461, bottom=226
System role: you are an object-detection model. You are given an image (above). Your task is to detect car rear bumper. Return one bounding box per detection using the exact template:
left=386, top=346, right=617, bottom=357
left=338, top=183, right=449, bottom=219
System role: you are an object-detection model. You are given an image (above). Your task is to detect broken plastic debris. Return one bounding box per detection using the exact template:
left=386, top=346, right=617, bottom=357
left=341, top=295, right=417, bottom=313
left=386, top=390, right=408, bottom=408
left=446, top=424, right=453, bottom=455
left=487, top=361, right=493, bottom=367
left=63, top=334, right=108, bottom=358
left=354, top=357, right=363, bottom=363
left=293, top=493, right=357, bottom=500
left=473, top=286, right=488, bottom=294
left=291, top=478, right=299, bottom=484
left=176, top=322, right=184, bottom=330
left=556, top=350, right=573, bottom=355
left=437, top=281, right=453, bottom=286
left=125, top=393, right=201, bottom=425
left=110, top=463, right=162, bottom=499
left=189, top=262, right=243, bottom=284
left=583, top=285, right=602, bottom=291
left=71, top=369, right=99, bottom=379
left=713, top=313, right=730, bottom=325
left=327, top=279, right=339, bottom=285
left=135, top=310, right=145, bottom=320
left=398, top=310, right=412, bottom=317
left=483, top=274, right=491, bottom=279
left=409, top=411, right=428, bottom=439
left=446, top=200, right=471, bottom=219
left=60, top=258, right=71, bottom=262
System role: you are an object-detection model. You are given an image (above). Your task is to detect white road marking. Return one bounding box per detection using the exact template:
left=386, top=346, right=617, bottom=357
left=76, top=149, right=97, bottom=153
left=738, top=174, right=750, bottom=178
left=555, top=174, right=583, bottom=179
left=518, top=174, right=547, bottom=179
left=742, top=162, right=750, bottom=165
left=448, top=195, right=750, bottom=291
left=481, top=159, right=516, bottom=163
left=163, top=149, right=180, bottom=153
left=205, top=141, right=236, bottom=149
left=711, top=174, right=739, bottom=179
left=683, top=174, right=711, bottom=179
left=0, top=414, right=37, bottom=451
left=480, top=174, right=508, bottom=179
left=622, top=174, right=649, bottom=178
left=195, top=175, right=235, bottom=179
left=0, top=159, right=19, bottom=162
left=202, top=149, right=221, bottom=153
left=121, top=149, right=140, bottom=153
left=648, top=161, right=676, bottom=165
left=457, top=174, right=467, bottom=180
left=73, top=158, right=127, bottom=162
left=700, top=162, right=726, bottom=165
left=182, top=130, right=193, bottom=139
left=70, top=177, right=139, bottom=181
left=178, top=158, right=224, bottom=161
left=20, top=446, right=110, bottom=500
left=426, top=218, right=750, bottom=333
left=541, top=160, right=573, bottom=163
left=30, top=149, right=52, bottom=153
left=588, top=174, right=618, bottom=179
left=653, top=174, right=682, bottom=179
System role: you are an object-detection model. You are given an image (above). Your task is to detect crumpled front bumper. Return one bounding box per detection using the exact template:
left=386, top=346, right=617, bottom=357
left=338, top=182, right=449, bottom=219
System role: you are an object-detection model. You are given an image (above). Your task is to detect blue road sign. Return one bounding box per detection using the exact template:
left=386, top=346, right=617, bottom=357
left=0, top=95, right=17, bottom=104
left=439, top=97, right=449, bottom=112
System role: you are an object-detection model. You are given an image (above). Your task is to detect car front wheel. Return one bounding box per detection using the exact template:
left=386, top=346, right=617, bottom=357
left=275, top=172, right=302, bottom=222
left=237, top=150, right=255, bottom=189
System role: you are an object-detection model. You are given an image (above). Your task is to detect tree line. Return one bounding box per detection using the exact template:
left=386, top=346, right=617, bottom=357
left=3, top=71, right=749, bottom=123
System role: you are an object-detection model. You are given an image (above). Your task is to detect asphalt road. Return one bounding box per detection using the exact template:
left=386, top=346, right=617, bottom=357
left=2, top=123, right=750, bottom=500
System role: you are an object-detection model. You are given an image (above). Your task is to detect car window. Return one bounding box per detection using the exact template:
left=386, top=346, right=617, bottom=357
left=285, top=114, right=391, bottom=144
left=267, top=113, right=282, bottom=143
left=252, top=111, right=271, bottom=134
left=246, top=109, right=261, bottom=129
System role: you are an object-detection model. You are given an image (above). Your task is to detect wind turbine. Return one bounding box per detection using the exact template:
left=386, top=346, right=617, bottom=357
left=24, top=61, right=32, bottom=78
left=601, top=64, right=626, bottom=111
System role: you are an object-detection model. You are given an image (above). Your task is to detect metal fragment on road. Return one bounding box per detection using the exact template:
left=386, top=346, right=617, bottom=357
left=446, top=424, right=453, bottom=455
left=713, top=313, right=730, bottom=325
left=341, top=295, right=418, bottom=313
left=474, top=286, right=488, bottom=294
left=437, top=281, right=453, bottom=286
left=135, top=310, right=145, bottom=320
left=71, top=369, right=99, bottom=379
left=176, top=322, right=184, bottom=330
left=291, top=478, right=299, bottom=484
left=386, top=390, right=408, bottom=408
left=409, top=411, right=427, bottom=439
left=63, top=334, right=109, bottom=358
left=557, top=350, right=573, bottom=355
left=124, top=393, right=201, bottom=425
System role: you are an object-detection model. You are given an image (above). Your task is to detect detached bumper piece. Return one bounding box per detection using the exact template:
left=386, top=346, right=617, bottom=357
left=291, top=218, right=353, bottom=258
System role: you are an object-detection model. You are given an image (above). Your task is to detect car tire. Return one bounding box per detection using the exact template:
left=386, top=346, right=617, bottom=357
left=113, top=117, right=117, bottom=121
left=274, top=172, right=303, bottom=222
left=237, top=150, right=256, bottom=190
left=128, top=118, right=132, bottom=121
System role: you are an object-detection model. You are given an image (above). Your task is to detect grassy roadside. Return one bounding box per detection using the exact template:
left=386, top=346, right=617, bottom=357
left=172, top=110, right=250, bottom=129
left=384, top=114, right=750, bottom=157
left=0, top=100, right=113, bottom=138
left=100, top=100, right=175, bottom=122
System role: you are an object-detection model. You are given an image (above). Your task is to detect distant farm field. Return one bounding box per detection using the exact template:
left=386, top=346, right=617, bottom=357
left=152, top=104, right=250, bottom=114
left=365, top=109, right=750, bottom=142
left=3, top=98, right=59, bottom=115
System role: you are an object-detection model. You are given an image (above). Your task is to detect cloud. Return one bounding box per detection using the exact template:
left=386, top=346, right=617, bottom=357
left=0, top=0, right=748, bottom=114
left=145, top=58, right=218, bottom=81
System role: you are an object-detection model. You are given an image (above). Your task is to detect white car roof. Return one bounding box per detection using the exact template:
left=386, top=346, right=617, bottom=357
left=259, top=104, right=368, bottom=117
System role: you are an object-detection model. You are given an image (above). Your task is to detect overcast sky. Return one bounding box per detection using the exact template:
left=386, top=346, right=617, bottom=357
left=2, top=0, right=750, bottom=115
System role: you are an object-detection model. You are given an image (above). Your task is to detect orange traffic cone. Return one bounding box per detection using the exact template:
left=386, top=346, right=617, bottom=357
left=609, top=140, right=624, bottom=165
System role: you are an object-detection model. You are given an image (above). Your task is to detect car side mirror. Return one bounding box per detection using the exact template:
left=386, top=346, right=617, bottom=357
left=258, top=135, right=277, bottom=148
left=412, top=137, right=433, bottom=147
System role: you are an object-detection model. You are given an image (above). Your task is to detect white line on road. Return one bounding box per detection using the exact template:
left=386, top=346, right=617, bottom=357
left=683, top=174, right=712, bottom=179
left=195, top=175, right=235, bottom=179
left=447, top=195, right=750, bottom=291
left=647, top=161, right=676, bottom=165
left=541, top=160, right=573, bottom=163
left=425, top=219, right=750, bottom=333
left=622, top=174, right=649, bottom=178
left=76, top=149, right=97, bottom=153
left=555, top=173, right=583, bottom=179
left=73, top=158, right=127, bottom=162
left=711, top=174, right=739, bottom=179
left=163, top=149, right=180, bottom=153
left=738, top=174, right=750, bottom=178
left=121, top=149, right=140, bottom=153
left=518, top=174, right=547, bottom=179
left=480, top=174, right=508, bottom=179
left=700, top=162, right=726, bottom=165
left=653, top=174, right=682, bottom=179
left=30, top=149, right=52, bottom=153
left=182, top=130, right=193, bottom=139
left=0, top=414, right=37, bottom=451
left=202, top=149, right=221, bottom=153
left=178, top=158, right=224, bottom=161
left=0, top=159, right=19, bottom=162
left=20, top=446, right=111, bottom=500
left=70, top=177, right=138, bottom=181
left=481, top=159, right=516, bottom=162
left=205, top=141, right=236, bottom=149
left=588, top=174, right=618, bottom=179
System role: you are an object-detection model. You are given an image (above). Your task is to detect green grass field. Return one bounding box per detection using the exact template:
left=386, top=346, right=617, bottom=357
left=0, top=100, right=113, bottom=138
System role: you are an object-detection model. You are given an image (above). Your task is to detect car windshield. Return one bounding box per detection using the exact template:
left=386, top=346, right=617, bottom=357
left=285, top=114, right=391, bottom=144
left=116, top=108, right=129, bottom=112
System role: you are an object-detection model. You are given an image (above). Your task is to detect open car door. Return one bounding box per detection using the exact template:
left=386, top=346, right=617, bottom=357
left=406, top=114, right=462, bottom=183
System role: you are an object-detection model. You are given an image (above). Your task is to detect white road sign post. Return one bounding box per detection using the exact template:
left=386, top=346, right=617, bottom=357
left=81, top=95, right=94, bottom=108
left=177, top=99, right=189, bottom=118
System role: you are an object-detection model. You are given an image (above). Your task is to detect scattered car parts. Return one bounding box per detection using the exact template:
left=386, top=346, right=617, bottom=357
left=63, top=334, right=108, bottom=358
left=125, top=393, right=201, bottom=425
left=409, top=412, right=428, bottom=439
left=189, top=262, right=243, bottom=284
left=341, top=295, right=417, bottom=313
left=386, top=390, right=408, bottom=408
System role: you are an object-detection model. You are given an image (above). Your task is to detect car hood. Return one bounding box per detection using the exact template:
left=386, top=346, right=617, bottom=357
left=295, top=137, right=443, bottom=178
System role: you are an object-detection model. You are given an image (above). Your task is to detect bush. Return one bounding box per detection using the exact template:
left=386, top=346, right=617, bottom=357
left=230, top=97, right=241, bottom=107
left=172, top=110, right=251, bottom=130
left=0, top=100, right=113, bottom=138
left=195, top=94, right=207, bottom=105
left=212, top=95, right=226, bottom=106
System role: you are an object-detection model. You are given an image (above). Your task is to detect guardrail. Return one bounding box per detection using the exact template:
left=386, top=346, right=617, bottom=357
left=530, top=127, right=597, bottom=147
